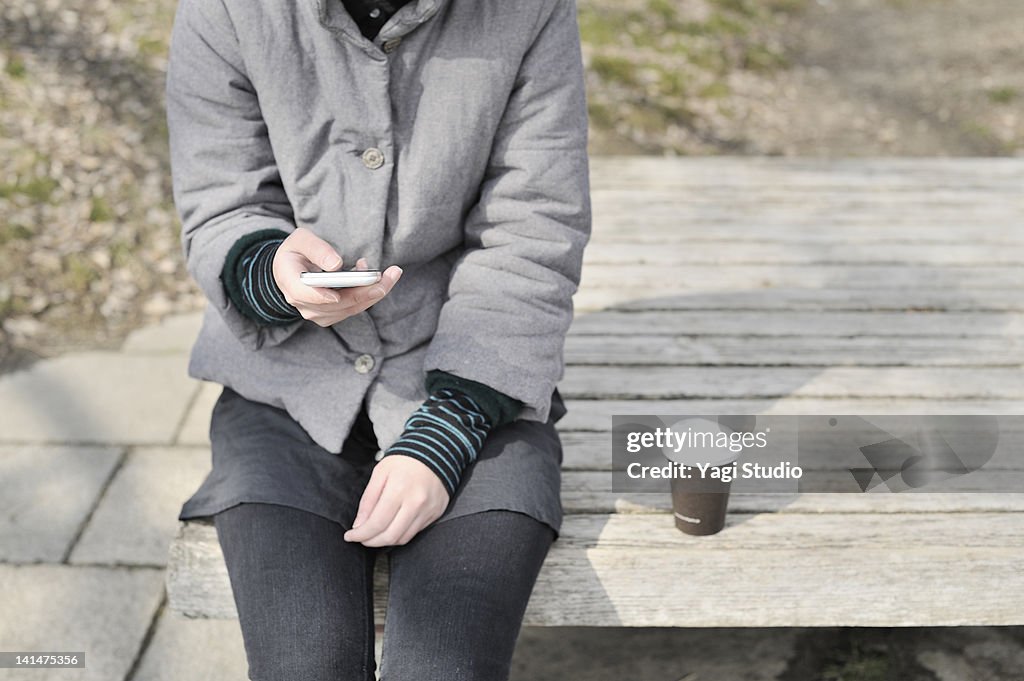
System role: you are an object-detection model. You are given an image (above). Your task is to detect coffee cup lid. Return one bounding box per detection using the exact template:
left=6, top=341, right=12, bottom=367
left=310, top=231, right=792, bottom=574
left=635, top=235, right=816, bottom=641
left=661, top=417, right=746, bottom=468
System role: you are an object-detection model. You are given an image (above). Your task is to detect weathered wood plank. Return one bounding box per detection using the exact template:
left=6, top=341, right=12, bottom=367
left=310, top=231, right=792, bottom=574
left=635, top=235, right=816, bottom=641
left=559, top=483, right=1024, bottom=515
left=559, top=432, right=610, bottom=469
left=573, top=289, right=1024, bottom=313
left=591, top=181, right=1024, bottom=196
left=588, top=177, right=1024, bottom=193
left=583, top=242, right=1024, bottom=266
left=559, top=474, right=1024, bottom=515
left=559, top=366, right=1024, bottom=400
left=588, top=157, right=1024, bottom=190
left=590, top=222, right=1024, bottom=244
left=590, top=204, right=1020, bottom=227
left=167, top=512, right=1024, bottom=626
left=594, top=218, right=1024, bottom=238
left=591, top=189, right=1023, bottom=213
left=536, top=513, right=1024, bottom=626
left=578, top=264, right=1024, bottom=290
left=557, top=399, right=1024, bottom=431
left=567, top=311, right=1024, bottom=336
left=559, top=430, right=1024, bottom=472
left=557, top=511, right=1024, bottom=549
left=721, top=493, right=1024, bottom=514
left=591, top=222, right=1024, bottom=245
left=565, top=335, right=1024, bottom=366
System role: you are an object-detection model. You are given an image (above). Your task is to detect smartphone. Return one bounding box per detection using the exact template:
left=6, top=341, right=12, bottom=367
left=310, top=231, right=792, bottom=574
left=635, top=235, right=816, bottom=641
left=299, top=270, right=382, bottom=288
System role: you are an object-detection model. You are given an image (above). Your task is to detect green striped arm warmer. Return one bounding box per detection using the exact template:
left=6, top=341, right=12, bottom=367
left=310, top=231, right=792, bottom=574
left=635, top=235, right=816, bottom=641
left=380, top=371, right=524, bottom=497
left=383, top=371, right=524, bottom=497
left=222, top=230, right=301, bottom=326
left=381, top=388, right=494, bottom=497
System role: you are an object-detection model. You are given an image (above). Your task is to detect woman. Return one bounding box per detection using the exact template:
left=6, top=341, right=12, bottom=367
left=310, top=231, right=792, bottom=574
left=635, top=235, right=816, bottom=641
left=165, top=0, right=590, bottom=678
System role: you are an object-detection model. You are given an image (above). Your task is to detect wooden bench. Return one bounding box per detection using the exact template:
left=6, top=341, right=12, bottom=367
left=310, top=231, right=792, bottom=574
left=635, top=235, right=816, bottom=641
left=166, top=157, right=1024, bottom=627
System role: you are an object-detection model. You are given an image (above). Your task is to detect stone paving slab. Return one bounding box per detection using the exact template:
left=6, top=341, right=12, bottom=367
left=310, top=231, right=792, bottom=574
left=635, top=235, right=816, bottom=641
left=121, top=312, right=203, bottom=355
left=134, top=611, right=388, bottom=681
left=0, top=352, right=198, bottom=445
left=0, top=445, right=122, bottom=563
left=0, top=565, right=164, bottom=681
left=70, top=447, right=212, bottom=567
left=132, top=611, right=248, bottom=681
left=174, top=381, right=221, bottom=447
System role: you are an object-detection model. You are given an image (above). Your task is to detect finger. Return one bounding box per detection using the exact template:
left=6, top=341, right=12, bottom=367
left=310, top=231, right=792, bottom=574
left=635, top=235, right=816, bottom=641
left=288, top=282, right=343, bottom=306
left=361, top=503, right=420, bottom=547
left=284, top=228, right=343, bottom=272
left=342, top=475, right=397, bottom=540
left=381, top=264, right=403, bottom=287
left=308, top=286, right=344, bottom=305
left=275, top=253, right=343, bottom=305
left=344, top=265, right=404, bottom=311
left=344, top=484, right=401, bottom=543
left=351, top=466, right=388, bottom=530
left=352, top=258, right=369, bottom=271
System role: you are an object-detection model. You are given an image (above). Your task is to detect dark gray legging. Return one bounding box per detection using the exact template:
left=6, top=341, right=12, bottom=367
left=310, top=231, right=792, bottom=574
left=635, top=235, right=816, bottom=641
left=213, top=502, right=554, bottom=681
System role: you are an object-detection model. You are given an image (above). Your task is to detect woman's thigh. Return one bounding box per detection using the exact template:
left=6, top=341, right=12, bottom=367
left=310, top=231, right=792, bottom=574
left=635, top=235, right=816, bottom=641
left=213, top=502, right=379, bottom=681
left=379, top=510, right=556, bottom=681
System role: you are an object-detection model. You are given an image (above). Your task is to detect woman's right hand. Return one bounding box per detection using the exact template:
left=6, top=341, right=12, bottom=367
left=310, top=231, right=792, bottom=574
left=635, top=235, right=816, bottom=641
left=273, top=226, right=403, bottom=328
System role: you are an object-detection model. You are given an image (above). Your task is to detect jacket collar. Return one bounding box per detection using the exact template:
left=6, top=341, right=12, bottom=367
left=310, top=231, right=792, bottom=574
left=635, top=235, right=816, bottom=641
left=315, top=0, right=448, bottom=57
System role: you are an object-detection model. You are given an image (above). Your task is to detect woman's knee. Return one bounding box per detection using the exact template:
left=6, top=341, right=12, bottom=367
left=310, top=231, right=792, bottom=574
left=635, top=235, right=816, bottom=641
left=379, top=511, right=554, bottom=680
left=247, top=643, right=374, bottom=681
left=213, top=503, right=378, bottom=681
left=393, top=509, right=555, bottom=583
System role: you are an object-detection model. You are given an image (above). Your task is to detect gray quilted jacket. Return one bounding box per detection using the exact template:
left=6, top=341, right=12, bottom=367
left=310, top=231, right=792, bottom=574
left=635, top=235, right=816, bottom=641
left=165, top=0, right=591, bottom=452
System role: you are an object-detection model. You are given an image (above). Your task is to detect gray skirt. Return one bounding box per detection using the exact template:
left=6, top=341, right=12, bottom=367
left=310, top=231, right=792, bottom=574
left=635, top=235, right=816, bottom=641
left=179, top=385, right=567, bottom=541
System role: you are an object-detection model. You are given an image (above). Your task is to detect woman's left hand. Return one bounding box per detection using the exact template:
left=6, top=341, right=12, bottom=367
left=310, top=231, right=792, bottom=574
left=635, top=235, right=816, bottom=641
left=344, top=455, right=450, bottom=547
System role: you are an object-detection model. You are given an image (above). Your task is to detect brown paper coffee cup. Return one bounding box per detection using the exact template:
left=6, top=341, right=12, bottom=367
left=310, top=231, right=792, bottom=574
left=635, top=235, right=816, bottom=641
left=670, top=464, right=733, bottom=536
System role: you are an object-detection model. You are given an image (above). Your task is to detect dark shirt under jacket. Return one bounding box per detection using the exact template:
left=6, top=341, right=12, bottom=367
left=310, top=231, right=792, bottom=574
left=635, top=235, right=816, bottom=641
left=343, top=0, right=415, bottom=40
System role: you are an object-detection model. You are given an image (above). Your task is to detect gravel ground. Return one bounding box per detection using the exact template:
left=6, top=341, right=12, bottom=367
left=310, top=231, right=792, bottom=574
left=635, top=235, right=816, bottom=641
left=1, top=0, right=1022, bottom=368
left=582, top=0, right=1024, bottom=155
left=734, top=0, right=1024, bottom=156
left=1, top=0, right=201, bottom=371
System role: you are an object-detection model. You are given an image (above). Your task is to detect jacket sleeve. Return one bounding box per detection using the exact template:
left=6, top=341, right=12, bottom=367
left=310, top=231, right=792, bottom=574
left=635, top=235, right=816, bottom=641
left=422, top=0, right=592, bottom=424
left=165, top=0, right=302, bottom=351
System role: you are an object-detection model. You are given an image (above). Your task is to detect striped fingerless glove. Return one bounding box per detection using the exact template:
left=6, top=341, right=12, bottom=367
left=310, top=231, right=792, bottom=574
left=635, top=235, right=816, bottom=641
left=222, top=229, right=301, bottom=326
left=382, top=387, right=493, bottom=497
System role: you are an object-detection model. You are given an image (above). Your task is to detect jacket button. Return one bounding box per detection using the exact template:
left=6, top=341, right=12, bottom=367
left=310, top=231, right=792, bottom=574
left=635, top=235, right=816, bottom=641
left=383, top=38, right=402, bottom=53
left=361, top=147, right=385, bottom=169
left=354, top=354, right=375, bottom=374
